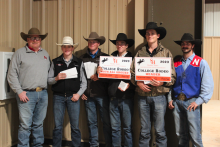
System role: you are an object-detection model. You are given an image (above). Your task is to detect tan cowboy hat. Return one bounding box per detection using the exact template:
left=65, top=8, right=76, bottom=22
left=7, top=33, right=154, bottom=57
left=83, top=32, right=106, bottom=45
left=56, top=36, right=79, bottom=49
left=20, top=28, right=48, bottom=42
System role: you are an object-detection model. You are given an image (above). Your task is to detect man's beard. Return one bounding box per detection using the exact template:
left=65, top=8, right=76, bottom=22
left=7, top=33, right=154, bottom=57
left=182, top=47, right=192, bottom=54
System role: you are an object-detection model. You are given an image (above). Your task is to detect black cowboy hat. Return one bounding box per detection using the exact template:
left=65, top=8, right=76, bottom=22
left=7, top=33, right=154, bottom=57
left=109, top=33, right=134, bottom=48
left=174, top=33, right=202, bottom=46
left=83, top=32, right=106, bottom=45
left=138, top=22, right=166, bottom=40
left=20, top=28, right=48, bottom=42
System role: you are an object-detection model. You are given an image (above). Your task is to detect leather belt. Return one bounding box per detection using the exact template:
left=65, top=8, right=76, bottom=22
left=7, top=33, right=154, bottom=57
left=23, top=87, right=46, bottom=92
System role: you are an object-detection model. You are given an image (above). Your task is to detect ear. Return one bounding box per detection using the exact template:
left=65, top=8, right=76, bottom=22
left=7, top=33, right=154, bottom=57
left=157, top=34, right=160, bottom=39
left=192, top=44, right=195, bottom=49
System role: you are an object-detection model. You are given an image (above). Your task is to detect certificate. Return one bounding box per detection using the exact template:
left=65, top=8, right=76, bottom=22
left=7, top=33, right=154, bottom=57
left=99, top=56, right=132, bottom=79
left=135, top=57, right=171, bottom=82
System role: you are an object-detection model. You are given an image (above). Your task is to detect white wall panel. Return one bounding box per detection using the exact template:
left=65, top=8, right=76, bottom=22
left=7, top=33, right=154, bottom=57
left=204, top=4, right=214, bottom=36
left=214, top=4, right=220, bottom=36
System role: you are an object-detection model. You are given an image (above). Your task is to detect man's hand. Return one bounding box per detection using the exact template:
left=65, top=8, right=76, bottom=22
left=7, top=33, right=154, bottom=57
left=55, top=73, right=66, bottom=81
left=187, top=102, right=198, bottom=111
left=71, top=93, right=80, bottom=102
left=97, top=66, right=103, bottom=74
left=150, top=78, right=163, bottom=87
left=168, top=100, right=174, bottom=109
left=90, top=74, right=99, bottom=81
left=18, top=91, right=29, bottom=103
left=137, top=81, right=151, bottom=92
left=81, top=94, right=88, bottom=100
left=118, top=83, right=130, bottom=92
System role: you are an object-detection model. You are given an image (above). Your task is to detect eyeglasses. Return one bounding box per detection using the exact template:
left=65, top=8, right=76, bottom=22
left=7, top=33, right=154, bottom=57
left=116, top=42, right=127, bottom=46
left=28, top=36, right=41, bottom=41
left=181, top=43, right=192, bottom=46
left=62, top=45, right=73, bottom=48
left=88, top=40, right=99, bottom=44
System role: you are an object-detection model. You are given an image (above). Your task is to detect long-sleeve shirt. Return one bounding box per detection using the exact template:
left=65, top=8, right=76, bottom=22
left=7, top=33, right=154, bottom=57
left=47, top=55, right=87, bottom=96
left=174, top=53, right=214, bottom=105
left=7, top=45, right=50, bottom=95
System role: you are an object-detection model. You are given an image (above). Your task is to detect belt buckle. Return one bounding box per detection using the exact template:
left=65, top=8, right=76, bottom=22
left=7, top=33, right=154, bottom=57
left=36, top=87, right=42, bottom=92
left=178, top=93, right=186, bottom=101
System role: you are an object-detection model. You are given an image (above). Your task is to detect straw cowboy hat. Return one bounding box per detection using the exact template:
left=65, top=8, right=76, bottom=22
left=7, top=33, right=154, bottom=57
left=174, top=33, right=202, bottom=46
left=109, top=33, right=134, bottom=48
left=83, top=32, right=106, bottom=45
left=138, top=22, right=167, bottom=40
left=56, top=36, right=79, bottom=49
left=20, top=28, right=48, bottom=42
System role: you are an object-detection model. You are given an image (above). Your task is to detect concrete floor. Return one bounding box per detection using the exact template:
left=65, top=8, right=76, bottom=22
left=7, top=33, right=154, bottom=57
left=202, top=100, right=220, bottom=147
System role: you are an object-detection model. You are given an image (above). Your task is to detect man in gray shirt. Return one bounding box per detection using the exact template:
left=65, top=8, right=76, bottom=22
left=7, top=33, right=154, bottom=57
left=48, top=36, right=87, bottom=147
left=7, top=28, right=50, bottom=147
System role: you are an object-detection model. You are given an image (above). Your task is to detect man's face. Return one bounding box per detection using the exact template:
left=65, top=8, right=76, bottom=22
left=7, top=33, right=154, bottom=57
left=88, top=39, right=100, bottom=51
left=145, top=29, right=160, bottom=44
left=27, top=35, right=41, bottom=49
left=181, top=41, right=194, bottom=54
left=116, top=41, right=128, bottom=54
left=61, top=45, right=74, bottom=56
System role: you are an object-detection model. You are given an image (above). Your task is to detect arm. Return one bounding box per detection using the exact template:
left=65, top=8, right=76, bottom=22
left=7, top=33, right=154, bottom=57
left=130, top=52, right=139, bottom=86
left=195, top=59, right=214, bottom=105
left=47, top=62, right=57, bottom=85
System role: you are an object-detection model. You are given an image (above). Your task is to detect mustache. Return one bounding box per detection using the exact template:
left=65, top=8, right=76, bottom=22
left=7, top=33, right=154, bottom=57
left=182, top=47, right=189, bottom=49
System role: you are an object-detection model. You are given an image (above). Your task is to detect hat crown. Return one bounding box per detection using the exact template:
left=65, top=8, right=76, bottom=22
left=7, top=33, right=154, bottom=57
left=181, top=33, right=194, bottom=41
left=62, top=36, right=73, bottom=45
left=88, top=32, right=99, bottom=39
left=115, top=33, right=128, bottom=41
left=28, top=28, right=41, bottom=35
left=145, top=22, right=158, bottom=30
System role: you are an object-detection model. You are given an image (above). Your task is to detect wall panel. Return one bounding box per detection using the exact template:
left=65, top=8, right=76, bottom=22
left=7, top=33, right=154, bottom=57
left=213, top=4, right=220, bottom=36
left=204, top=4, right=214, bottom=36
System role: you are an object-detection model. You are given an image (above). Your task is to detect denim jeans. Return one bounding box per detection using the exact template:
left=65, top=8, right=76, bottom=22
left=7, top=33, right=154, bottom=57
left=16, top=89, right=48, bottom=147
left=138, top=95, right=167, bottom=147
left=84, top=96, right=112, bottom=147
left=173, top=98, right=203, bottom=147
left=52, top=95, right=81, bottom=147
left=110, top=98, right=133, bottom=147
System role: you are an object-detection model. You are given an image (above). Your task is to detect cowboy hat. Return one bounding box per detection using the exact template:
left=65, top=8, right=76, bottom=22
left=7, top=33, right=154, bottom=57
left=109, top=33, right=134, bottom=48
left=20, top=28, right=48, bottom=42
left=138, top=22, right=166, bottom=40
left=56, top=36, right=79, bottom=49
left=83, top=32, right=105, bottom=45
left=174, top=33, right=202, bottom=46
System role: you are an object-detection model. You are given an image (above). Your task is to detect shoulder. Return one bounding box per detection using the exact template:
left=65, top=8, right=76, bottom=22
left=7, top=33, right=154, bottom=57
left=100, top=52, right=109, bottom=56
left=40, top=48, right=49, bottom=56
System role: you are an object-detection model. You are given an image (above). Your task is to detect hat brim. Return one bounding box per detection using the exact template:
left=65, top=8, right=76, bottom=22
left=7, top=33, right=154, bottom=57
left=138, top=27, right=166, bottom=40
left=56, top=43, right=79, bottom=49
left=174, top=39, right=202, bottom=46
left=109, top=39, right=134, bottom=48
left=20, top=32, right=48, bottom=42
left=83, top=36, right=106, bottom=45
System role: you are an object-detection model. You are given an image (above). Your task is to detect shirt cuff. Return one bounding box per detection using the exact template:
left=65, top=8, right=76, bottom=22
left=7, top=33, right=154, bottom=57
left=16, top=89, right=23, bottom=95
left=77, top=89, right=84, bottom=96
left=195, top=97, right=204, bottom=106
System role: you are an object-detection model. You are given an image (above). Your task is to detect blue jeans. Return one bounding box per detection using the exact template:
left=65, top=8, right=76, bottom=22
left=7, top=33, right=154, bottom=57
left=84, top=96, right=112, bottom=147
left=173, top=98, right=203, bottom=147
left=16, top=90, right=48, bottom=147
left=138, top=95, right=167, bottom=147
left=53, top=95, right=81, bottom=147
left=110, top=98, right=133, bottom=147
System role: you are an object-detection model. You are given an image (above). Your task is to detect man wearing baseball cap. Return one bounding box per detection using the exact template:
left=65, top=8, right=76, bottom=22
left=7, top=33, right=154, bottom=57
left=48, top=36, right=87, bottom=147
left=7, top=28, right=50, bottom=146
left=169, top=33, right=214, bottom=147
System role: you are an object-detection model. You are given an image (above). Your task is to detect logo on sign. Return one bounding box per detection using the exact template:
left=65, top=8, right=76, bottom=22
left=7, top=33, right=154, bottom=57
left=137, top=59, right=145, bottom=65
left=102, top=58, right=108, bottom=64
left=150, top=59, right=155, bottom=64
left=113, top=58, right=118, bottom=63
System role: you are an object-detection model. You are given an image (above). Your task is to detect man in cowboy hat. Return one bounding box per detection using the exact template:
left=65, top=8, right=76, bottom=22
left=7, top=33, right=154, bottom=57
left=130, top=22, right=176, bottom=147
left=80, top=32, right=112, bottom=147
left=168, top=33, right=214, bottom=147
left=48, top=36, right=87, bottom=147
left=105, top=33, right=135, bottom=147
left=7, top=28, right=50, bottom=147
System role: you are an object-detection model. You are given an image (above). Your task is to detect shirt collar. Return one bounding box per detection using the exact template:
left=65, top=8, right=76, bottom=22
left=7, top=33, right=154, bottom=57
left=25, top=44, right=42, bottom=53
left=89, top=49, right=99, bottom=58
left=63, top=55, right=73, bottom=63
left=117, top=52, right=128, bottom=57
left=182, top=53, right=195, bottom=61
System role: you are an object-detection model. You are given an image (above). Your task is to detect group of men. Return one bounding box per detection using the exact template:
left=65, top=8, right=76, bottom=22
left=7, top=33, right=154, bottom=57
left=7, top=22, right=214, bottom=147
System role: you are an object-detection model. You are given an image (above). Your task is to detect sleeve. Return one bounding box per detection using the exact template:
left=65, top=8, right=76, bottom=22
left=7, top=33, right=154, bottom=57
left=7, top=52, right=23, bottom=95
left=130, top=52, right=139, bottom=86
left=47, top=61, right=57, bottom=85
left=195, top=59, right=214, bottom=105
left=77, top=62, right=87, bottom=96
